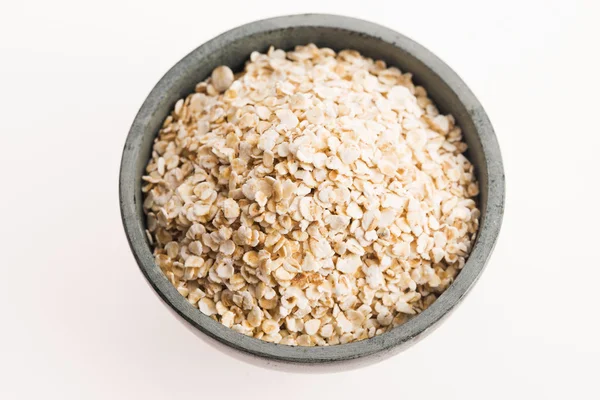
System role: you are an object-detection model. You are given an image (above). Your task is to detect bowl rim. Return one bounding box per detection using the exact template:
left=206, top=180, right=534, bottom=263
left=119, top=13, right=505, bottom=363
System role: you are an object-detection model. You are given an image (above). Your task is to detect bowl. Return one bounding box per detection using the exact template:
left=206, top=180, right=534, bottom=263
left=119, top=14, right=505, bottom=365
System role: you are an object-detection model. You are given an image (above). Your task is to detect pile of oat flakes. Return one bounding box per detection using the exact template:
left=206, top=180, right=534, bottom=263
left=142, top=44, right=480, bottom=346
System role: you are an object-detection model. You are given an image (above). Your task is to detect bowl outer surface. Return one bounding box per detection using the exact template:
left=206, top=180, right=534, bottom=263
left=119, top=14, right=505, bottom=364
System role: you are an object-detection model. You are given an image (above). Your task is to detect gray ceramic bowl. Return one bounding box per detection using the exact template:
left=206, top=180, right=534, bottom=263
left=119, top=14, right=505, bottom=365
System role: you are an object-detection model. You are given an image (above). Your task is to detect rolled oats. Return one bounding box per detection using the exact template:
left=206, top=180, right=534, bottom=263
left=143, top=45, right=479, bottom=346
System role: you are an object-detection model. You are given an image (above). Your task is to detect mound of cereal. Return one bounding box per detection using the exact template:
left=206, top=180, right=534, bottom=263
left=142, top=44, right=480, bottom=346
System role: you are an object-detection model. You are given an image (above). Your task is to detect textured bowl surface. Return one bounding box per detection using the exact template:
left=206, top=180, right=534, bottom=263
left=119, top=14, right=505, bottom=364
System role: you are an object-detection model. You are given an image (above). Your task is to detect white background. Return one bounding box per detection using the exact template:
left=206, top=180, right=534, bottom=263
left=1, top=0, right=598, bottom=398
